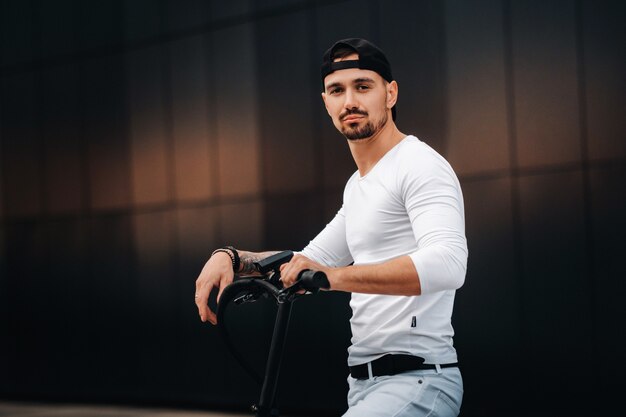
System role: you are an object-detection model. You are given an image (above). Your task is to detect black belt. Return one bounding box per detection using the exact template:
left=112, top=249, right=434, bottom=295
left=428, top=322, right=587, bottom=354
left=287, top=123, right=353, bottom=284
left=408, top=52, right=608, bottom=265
left=350, top=354, right=459, bottom=379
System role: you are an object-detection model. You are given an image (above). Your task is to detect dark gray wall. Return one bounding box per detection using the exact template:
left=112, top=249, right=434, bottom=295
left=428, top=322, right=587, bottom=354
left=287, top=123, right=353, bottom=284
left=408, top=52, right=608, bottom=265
left=1, top=1, right=624, bottom=416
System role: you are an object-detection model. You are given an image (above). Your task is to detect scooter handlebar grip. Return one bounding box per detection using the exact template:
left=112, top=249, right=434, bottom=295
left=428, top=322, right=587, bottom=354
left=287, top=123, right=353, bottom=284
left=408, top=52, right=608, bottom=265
left=297, top=269, right=330, bottom=291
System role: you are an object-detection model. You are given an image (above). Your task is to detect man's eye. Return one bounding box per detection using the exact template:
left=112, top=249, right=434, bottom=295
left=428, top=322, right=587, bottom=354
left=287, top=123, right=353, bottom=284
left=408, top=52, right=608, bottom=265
left=356, top=85, right=370, bottom=90
left=330, top=88, right=343, bottom=95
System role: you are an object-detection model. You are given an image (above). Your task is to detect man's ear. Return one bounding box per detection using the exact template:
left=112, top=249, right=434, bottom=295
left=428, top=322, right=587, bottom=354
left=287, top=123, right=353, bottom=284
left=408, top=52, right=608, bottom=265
left=387, top=81, right=398, bottom=110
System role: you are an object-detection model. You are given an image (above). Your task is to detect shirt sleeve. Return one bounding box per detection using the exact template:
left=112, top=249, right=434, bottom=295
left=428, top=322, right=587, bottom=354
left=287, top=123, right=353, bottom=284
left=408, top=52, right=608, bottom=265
left=399, top=148, right=468, bottom=295
left=300, top=205, right=354, bottom=268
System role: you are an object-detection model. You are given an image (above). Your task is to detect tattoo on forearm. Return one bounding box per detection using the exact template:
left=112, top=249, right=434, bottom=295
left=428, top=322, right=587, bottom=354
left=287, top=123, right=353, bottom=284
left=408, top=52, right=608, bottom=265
left=238, top=250, right=281, bottom=274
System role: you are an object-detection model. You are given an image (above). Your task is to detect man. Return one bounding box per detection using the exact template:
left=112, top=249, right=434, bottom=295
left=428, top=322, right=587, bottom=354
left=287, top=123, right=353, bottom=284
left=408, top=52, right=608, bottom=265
left=195, top=38, right=467, bottom=417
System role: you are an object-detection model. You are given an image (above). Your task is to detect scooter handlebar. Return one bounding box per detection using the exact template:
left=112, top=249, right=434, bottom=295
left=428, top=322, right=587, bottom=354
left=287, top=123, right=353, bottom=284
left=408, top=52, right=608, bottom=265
left=277, top=270, right=330, bottom=302
left=296, top=269, right=330, bottom=292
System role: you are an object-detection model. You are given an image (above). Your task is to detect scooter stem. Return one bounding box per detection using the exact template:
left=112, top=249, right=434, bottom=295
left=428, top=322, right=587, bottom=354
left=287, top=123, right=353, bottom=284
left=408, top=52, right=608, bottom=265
left=255, top=299, right=293, bottom=417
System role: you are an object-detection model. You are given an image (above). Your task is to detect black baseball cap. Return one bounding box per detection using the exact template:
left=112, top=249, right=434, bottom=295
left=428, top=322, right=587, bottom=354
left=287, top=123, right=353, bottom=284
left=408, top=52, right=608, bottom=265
left=321, top=38, right=396, bottom=120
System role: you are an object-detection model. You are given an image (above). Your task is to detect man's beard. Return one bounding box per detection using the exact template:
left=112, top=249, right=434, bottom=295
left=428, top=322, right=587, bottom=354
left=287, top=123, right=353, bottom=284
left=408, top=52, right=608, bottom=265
left=341, top=110, right=388, bottom=141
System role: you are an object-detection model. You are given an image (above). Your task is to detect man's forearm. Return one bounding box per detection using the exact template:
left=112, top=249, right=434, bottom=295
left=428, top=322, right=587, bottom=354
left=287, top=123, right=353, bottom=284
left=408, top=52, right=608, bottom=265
left=330, top=255, right=422, bottom=296
left=236, top=250, right=281, bottom=274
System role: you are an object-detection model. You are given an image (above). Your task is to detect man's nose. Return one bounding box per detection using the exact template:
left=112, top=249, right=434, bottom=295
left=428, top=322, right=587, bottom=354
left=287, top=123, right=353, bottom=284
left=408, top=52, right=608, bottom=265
left=343, top=88, right=359, bottom=110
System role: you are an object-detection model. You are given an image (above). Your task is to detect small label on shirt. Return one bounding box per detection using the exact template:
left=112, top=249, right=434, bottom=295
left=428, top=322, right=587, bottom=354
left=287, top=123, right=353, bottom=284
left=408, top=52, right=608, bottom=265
left=411, top=316, right=416, bottom=327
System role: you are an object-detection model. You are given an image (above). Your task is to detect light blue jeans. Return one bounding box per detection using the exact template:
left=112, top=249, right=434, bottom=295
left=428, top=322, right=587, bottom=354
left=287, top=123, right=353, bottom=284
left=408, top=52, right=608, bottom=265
left=343, top=367, right=463, bottom=417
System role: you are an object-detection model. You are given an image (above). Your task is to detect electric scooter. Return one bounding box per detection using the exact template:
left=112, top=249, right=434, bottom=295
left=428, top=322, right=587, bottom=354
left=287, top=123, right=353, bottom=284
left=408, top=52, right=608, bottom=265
left=216, top=250, right=329, bottom=417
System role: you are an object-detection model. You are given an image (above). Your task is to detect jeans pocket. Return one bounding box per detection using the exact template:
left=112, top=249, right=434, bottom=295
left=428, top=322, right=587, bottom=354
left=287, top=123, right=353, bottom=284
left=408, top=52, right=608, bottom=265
left=433, top=390, right=461, bottom=417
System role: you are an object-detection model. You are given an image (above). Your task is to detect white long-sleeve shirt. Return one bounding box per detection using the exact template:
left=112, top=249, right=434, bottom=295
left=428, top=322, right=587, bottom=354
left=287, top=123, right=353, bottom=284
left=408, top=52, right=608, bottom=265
left=301, top=135, right=467, bottom=366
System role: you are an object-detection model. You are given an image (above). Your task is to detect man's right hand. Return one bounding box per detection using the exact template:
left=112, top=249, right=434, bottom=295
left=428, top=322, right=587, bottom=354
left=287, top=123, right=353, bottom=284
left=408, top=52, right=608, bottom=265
left=195, top=252, right=234, bottom=324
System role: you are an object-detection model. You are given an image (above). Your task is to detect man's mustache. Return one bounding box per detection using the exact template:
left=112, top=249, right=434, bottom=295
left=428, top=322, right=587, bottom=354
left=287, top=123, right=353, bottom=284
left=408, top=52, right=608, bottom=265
left=340, top=109, right=368, bottom=121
